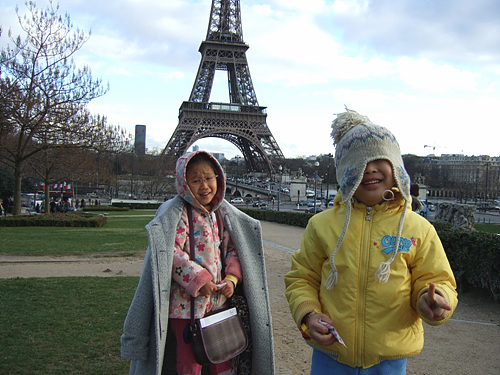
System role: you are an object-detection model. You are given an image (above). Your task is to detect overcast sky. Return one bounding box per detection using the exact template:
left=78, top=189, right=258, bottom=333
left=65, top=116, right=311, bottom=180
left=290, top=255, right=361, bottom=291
left=1, top=0, right=499, bottom=159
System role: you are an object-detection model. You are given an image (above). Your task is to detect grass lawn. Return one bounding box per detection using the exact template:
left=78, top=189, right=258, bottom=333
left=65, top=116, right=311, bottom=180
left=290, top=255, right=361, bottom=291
left=474, top=222, right=500, bottom=234
left=0, top=277, right=138, bottom=375
left=0, top=216, right=152, bottom=256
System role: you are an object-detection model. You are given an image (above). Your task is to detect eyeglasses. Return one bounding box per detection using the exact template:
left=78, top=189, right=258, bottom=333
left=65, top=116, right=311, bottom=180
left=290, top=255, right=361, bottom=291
left=188, top=175, right=218, bottom=186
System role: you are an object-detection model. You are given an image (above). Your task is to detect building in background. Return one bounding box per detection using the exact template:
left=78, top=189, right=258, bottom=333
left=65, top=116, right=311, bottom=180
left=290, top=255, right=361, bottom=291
left=211, top=153, right=225, bottom=161
left=135, top=125, right=146, bottom=155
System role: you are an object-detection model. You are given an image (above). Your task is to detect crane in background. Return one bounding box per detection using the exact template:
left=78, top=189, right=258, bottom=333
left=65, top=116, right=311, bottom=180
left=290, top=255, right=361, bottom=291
left=424, top=145, right=439, bottom=156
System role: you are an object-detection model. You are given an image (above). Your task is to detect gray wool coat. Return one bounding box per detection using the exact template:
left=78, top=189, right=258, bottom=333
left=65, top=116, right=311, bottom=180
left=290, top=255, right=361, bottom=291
left=121, top=196, right=275, bottom=375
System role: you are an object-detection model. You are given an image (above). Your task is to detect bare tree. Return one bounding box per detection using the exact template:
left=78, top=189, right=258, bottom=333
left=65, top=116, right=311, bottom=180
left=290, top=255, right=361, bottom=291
left=136, top=153, right=175, bottom=199
left=0, top=1, right=116, bottom=214
left=26, top=112, right=131, bottom=211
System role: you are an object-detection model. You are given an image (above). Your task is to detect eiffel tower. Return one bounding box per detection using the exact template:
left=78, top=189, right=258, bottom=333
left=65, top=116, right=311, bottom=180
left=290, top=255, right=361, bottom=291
left=162, top=0, right=284, bottom=173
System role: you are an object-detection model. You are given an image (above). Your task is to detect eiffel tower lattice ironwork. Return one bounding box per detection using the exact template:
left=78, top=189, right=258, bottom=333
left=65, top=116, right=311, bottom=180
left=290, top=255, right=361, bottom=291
left=162, top=0, right=284, bottom=173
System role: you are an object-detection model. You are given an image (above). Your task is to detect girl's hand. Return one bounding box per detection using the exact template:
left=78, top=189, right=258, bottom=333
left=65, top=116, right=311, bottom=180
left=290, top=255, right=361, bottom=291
left=308, top=313, right=338, bottom=346
left=418, top=283, right=451, bottom=321
left=219, top=279, right=235, bottom=298
left=198, top=281, right=217, bottom=297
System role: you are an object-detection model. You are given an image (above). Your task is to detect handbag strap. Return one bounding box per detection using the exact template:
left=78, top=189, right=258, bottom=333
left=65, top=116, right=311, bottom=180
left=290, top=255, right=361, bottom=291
left=187, top=205, right=196, bottom=328
left=187, top=204, right=225, bottom=327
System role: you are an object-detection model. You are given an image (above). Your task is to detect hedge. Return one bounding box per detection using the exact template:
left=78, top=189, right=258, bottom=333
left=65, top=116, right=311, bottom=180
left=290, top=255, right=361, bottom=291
left=111, top=202, right=162, bottom=210
left=0, top=212, right=107, bottom=227
left=240, top=208, right=313, bottom=228
left=432, top=222, right=500, bottom=300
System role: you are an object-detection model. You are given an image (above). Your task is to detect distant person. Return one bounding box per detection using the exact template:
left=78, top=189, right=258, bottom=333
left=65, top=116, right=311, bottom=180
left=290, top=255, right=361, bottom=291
left=61, top=197, right=70, bottom=212
left=56, top=198, right=65, bottom=213
left=49, top=198, right=57, bottom=213
left=285, top=109, right=458, bottom=374
left=121, top=151, right=274, bottom=375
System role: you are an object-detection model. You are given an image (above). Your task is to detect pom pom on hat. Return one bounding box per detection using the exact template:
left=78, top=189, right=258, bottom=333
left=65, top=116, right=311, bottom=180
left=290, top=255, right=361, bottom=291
left=331, top=108, right=371, bottom=145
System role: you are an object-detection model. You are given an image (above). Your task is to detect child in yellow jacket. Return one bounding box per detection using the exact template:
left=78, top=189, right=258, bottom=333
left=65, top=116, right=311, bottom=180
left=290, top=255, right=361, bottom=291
left=285, top=109, right=458, bottom=374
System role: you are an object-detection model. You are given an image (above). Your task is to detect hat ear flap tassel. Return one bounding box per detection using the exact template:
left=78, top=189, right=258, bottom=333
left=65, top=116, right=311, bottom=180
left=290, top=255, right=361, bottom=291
left=375, top=261, right=391, bottom=284
left=325, top=203, right=352, bottom=290
left=375, top=202, right=408, bottom=284
left=325, top=267, right=338, bottom=290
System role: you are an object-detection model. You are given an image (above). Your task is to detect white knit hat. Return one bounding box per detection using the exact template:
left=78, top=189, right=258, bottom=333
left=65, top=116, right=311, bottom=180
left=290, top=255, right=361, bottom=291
left=324, top=108, right=411, bottom=289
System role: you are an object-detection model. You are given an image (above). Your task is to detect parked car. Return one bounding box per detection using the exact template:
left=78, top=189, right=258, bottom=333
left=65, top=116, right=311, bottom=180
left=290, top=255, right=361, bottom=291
left=230, top=197, right=244, bottom=204
left=478, top=202, right=497, bottom=211
left=305, top=207, right=323, bottom=213
left=298, top=200, right=309, bottom=206
left=305, top=190, right=315, bottom=198
left=416, top=200, right=430, bottom=217
left=307, top=200, right=322, bottom=207
left=325, top=193, right=337, bottom=201
left=252, top=200, right=268, bottom=208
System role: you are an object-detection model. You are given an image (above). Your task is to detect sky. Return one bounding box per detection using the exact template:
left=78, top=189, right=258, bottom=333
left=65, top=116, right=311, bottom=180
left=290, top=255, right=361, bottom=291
left=1, top=0, right=499, bottom=160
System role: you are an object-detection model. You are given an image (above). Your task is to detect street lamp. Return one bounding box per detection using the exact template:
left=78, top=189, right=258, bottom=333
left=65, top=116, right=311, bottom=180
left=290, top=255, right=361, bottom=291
left=313, top=162, right=319, bottom=214
left=277, top=165, right=283, bottom=211
left=325, top=153, right=332, bottom=208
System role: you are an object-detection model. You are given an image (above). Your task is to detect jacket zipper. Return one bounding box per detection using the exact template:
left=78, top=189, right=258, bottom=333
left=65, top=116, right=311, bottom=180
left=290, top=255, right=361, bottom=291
left=365, top=206, right=373, bottom=221
left=356, top=206, right=373, bottom=366
left=204, top=212, right=221, bottom=311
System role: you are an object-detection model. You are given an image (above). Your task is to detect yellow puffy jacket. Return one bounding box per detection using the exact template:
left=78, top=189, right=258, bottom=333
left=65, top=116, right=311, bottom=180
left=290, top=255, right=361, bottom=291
left=285, top=194, right=458, bottom=369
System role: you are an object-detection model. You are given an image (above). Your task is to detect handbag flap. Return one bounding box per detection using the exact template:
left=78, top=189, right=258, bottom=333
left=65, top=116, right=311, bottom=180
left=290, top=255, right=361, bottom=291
left=199, top=307, right=237, bottom=328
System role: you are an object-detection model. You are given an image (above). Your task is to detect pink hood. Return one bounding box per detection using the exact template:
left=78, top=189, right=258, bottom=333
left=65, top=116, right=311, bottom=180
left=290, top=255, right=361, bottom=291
left=174, top=151, right=226, bottom=212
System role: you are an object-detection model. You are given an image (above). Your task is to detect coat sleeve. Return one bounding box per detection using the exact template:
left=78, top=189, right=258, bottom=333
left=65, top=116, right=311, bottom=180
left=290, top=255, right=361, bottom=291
left=284, top=218, right=325, bottom=327
left=410, top=224, right=458, bottom=326
left=121, top=246, right=154, bottom=361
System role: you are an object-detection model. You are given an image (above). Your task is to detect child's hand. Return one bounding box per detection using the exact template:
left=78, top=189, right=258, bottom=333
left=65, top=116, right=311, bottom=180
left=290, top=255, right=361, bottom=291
left=418, top=283, right=451, bottom=321
left=308, top=312, right=338, bottom=346
left=219, top=279, right=235, bottom=298
left=198, top=281, right=217, bottom=297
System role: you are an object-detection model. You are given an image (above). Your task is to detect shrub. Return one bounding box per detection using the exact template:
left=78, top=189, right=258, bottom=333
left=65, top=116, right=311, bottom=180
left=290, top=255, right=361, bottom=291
left=0, top=212, right=107, bottom=227
left=111, top=202, right=162, bottom=210
left=240, top=208, right=312, bottom=228
left=433, top=221, right=500, bottom=300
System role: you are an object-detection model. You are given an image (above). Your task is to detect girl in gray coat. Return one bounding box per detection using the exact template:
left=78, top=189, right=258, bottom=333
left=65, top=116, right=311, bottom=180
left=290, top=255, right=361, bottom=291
left=121, top=151, right=275, bottom=375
